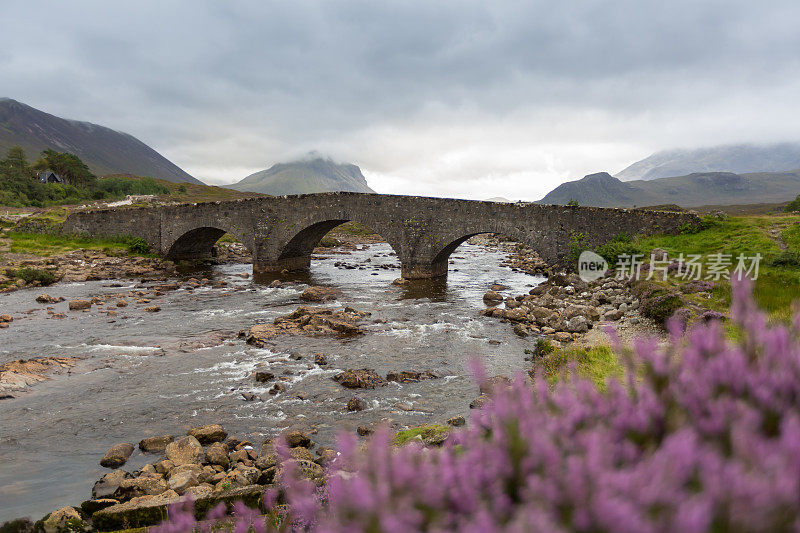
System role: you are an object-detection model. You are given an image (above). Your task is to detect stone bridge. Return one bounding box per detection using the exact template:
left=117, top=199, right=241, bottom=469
left=63, top=192, right=698, bottom=279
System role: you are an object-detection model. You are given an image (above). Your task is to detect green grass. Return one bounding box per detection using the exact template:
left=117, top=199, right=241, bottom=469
left=330, top=221, right=380, bottom=237
left=392, top=424, right=450, bottom=446
left=534, top=346, right=623, bottom=389
left=629, top=215, right=800, bottom=319
left=5, top=231, right=153, bottom=256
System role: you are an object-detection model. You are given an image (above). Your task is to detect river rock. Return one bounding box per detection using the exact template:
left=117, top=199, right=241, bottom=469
left=479, top=375, right=512, bottom=395
left=567, top=316, right=589, bottom=333
left=205, top=442, right=229, bottom=468
left=68, top=299, right=92, bottom=310
left=282, top=430, right=312, bottom=448
left=447, top=416, right=466, bottom=427
left=256, top=452, right=279, bottom=471
left=154, top=460, right=174, bottom=474
left=503, top=308, right=527, bottom=322
left=41, top=506, right=83, bottom=533
left=35, top=294, right=63, bottom=304
left=253, top=371, right=275, bottom=383
left=0, top=314, right=12, bottom=323
left=165, top=435, right=204, bottom=465
left=334, top=368, right=385, bottom=389
left=187, top=424, right=227, bottom=444
left=290, top=447, right=315, bottom=462
left=385, top=370, right=438, bottom=383
left=144, top=306, right=161, bottom=313
left=469, top=394, right=490, bottom=409
left=117, top=299, right=128, bottom=307
left=347, top=396, right=367, bottom=411
left=113, top=475, right=168, bottom=501
left=139, top=435, right=174, bottom=453
left=314, top=353, right=328, bottom=365
left=300, top=285, right=342, bottom=302
left=483, top=290, right=503, bottom=303
left=100, top=443, right=135, bottom=468
left=92, top=470, right=132, bottom=499
left=168, top=470, right=199, bottom=494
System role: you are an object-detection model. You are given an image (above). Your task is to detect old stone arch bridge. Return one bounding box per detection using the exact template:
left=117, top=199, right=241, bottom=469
left=63, top=192, right=698, bottom=279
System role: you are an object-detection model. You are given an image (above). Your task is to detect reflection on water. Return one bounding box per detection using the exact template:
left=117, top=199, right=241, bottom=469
left=0, top=242, right=543, bottom=522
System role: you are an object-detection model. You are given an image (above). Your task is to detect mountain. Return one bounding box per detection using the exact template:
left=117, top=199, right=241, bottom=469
left=616, top=143, right=800, bottom=181
left=228, top=156, right=375, bottom=195
left=0, top=98, right=200, bottom=183
left=538, top=170, right=800, bottom=208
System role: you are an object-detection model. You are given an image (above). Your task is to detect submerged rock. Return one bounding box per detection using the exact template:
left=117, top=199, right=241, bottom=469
left=100, top=443, right=135, bottom=468
left=138, top=435, right=173, bottom=453
left=334, top=368, right=386, bottom=389
left=300, top=285, right=342, bottom=302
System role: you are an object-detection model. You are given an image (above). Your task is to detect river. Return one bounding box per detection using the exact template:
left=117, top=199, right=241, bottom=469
left=0, top=241, right=544, bottom=522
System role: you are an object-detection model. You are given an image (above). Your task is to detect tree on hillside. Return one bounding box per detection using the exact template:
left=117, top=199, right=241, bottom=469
left=785, top=194, right=800, bottom=212
left=0, top=145, right=30, bottom=178
left=35, top=149, right=96, bottom=188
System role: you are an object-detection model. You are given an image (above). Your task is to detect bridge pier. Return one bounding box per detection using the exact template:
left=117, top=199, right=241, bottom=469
left=253, top=256, right=311, bottom=276
left=400, top=259, right=449, bottom=279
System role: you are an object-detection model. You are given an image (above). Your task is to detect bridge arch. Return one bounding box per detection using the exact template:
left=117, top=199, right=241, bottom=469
left=165, top=226, right=251, bottom=261
left=423, top=226, right=548, bottom=279
left=255, top=217, right=404, bottom=275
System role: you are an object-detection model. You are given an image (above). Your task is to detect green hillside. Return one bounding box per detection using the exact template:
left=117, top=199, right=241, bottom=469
left=0, top=98, right=200, bottom=183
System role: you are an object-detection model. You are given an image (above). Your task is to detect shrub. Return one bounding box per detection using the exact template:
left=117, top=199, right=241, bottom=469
left=156, top=280, right=800, bottom=532
left=768, top=251, right=800, bottom=268
left=11, top=267, right=57, bottom=285
left=594, top=232, right=643, bottom=265
left=124, top=237, right=150, bottom=255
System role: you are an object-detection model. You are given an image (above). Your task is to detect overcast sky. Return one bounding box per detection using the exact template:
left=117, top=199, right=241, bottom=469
left=2, top=1, right=800, bottom=200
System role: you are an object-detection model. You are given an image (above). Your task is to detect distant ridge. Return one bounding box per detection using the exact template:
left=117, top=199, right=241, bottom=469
left=0, top=98, right=200, bottom=183
left=616, top=143, right=800, bottom=181
left=229, top=155, right=375, bottom=195
left=538, top=170, right=800, bottom=208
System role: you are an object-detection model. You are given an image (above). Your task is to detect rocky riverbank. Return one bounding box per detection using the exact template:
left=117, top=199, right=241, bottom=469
left=481, top=272, right=644, bottom=343
left=13, top=419, right=462, bottom=532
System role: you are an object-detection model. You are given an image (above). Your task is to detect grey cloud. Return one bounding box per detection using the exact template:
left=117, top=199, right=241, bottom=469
left=1, top=0, right=799, bottom=197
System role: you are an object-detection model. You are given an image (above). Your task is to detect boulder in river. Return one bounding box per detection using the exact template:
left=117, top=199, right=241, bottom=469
left=92, top=470, right=132, bottom=499
left=100, top=443, right=135, bottom=468
left=165, top=435, right=204, bottom=465
left=187, top=424, right=227, bottom=444
left=300, top=285, right=342, bottom=302
left=68, top=299, right=92, bottom=311
left=334, top=368, right=386, bottom=389
left=282, top=429, right=312, bottom=448
left=35, top=294, right=64, bottom=304
left=483, top=290, right=503, bottom=303
left=138, top=435, right=174, bottom=453
left=253, top=371, right=275, bottom=383
left=385, top=370, right=438, bottom=383
left=347, top=396, right=367, bottom=411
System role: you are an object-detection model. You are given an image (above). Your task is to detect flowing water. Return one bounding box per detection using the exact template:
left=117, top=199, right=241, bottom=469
left=0, top=242, right=544, bottom=522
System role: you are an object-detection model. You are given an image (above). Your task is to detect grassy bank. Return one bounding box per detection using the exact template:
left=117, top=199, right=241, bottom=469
left=4, top=231, right=152, bottom=256
left=603, top=214, right=800, bottom=320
